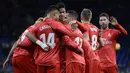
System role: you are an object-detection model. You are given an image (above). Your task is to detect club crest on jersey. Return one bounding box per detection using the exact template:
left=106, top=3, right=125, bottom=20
left=90, top=28, right=97, bottom=32
left=40, top=25, right=51, bottom=31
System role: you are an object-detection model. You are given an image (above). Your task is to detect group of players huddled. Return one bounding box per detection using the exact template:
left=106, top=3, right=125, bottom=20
left=3, top=2, right=127, bottom=73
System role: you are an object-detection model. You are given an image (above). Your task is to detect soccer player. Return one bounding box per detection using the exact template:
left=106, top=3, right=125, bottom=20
left=80, top=9, right=103, bottom=73
left=2, top=19, right=48, bottom=73
left=98, top=13, right=127, bottom=73
left=62, top=10, right=85, bottom=73
left=26, top=5, right=83, bottom=73
left=70, top=8, right=103, bottom=73
left=56, top=2, right=66, bottom=23
left=26, top=5, right=61, bottom=73
left=56, top=3, right=67, bottom=73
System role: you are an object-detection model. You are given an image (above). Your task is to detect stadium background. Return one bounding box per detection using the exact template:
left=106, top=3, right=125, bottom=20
left=0, top=0, right=129, bottom=73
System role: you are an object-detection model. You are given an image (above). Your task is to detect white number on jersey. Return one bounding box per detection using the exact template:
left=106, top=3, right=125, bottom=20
left=92, top=35, right=97, bottom=50
left=74, top=37, right=83, bottom=48
left=40, top=33, right=55, bottom=49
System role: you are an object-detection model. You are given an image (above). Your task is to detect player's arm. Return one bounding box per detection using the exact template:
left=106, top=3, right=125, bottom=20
left=62, top=35, right=83, bottom=54
left=3, top=39, right=20, bottom=69
left=26, top=31, right=49, bottom=51
left=44, top=18, right=83, bottom=38
left=115, top=24, right=128, bottom=35
left=96, top=37, right=104, bottom=49
left=97, top=29, right=104, bottom=49
left=76, top=20, right=88, bottom=32
left=110, top=16, right=128, bottom=35
left=69, top=20, right=88, bottom=32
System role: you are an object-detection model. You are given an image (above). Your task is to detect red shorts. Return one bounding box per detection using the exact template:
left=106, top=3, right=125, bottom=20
left=60, top=61, right=66, bottom=73
left=37, top=63, right=60, bottom=73
left=66, top=62, right=85, bottom=73
left=100, top=65, right=118, bottom=73
left=89, top=59, right=100, bottom=73
left=12, top=55, right=36, bottom=73
left=85, top=60, right=90, bottom=73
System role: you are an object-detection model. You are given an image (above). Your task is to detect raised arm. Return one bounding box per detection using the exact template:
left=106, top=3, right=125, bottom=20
left=76, top=20, right=88, bottom=32
left=110, top=16, right=128, bottom=35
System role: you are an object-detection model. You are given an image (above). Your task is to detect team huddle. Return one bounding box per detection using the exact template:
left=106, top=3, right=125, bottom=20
left=3, top=2, right=128, bottom=73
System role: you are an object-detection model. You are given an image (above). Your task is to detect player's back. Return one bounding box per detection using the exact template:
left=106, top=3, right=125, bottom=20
left=82, top=23, right=99, bottom=59
left=98, top=29, right=120, bottom=67
left=34, top=22, right=60, bottom=66
left=13, top=25, right=37, bottom=57
left=64, top=24, right=85, bottom=65
left=89, top=24, right=99, bottom=50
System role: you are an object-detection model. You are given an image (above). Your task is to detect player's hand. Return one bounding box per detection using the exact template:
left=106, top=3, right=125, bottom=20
left=99, top=29, right=103, bottom=37
left=43, top=17, right=48, bottom=21
left=71, top=23, right=78, bottom=30
left=36, top=40, right=49, bottom=51
left=35, top=17, right=44, bottom=24
left=69, top=20, right=76, bottom=24
left=44, top=46, right=49, bottom=51
left=3, top=58, right=10, bottom=70
left=40, top=44, right=49, bottom=51
left=78, top=47, right=84, bottom=56
left=110, top=16, right=118, bottom=25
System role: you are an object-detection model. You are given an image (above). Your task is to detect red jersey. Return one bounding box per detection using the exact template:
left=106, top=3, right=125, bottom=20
left=33, top=19, right=84, bottom=66
left=76, top=21, right=99, bottom=59
left=76, top=21, right=99, bottom=50
left=33, top=22, right=60, bottom=66
left=13, top=25, right=37, bottom=57
left=98, top=24, right=128, bottom=67
left=63, top=24, right=85, bottom=66
left=85, top=24, right=99, bottom=51
left=98, top=29, right=120, bottom=67
left=45, top=18, right=83, bottom=38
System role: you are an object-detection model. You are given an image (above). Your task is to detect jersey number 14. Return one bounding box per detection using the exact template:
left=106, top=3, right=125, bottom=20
left=40, top=33, right=55, bottom=49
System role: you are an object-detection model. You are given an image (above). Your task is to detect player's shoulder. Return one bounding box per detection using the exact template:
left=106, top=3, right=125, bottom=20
left=77, top=28, right=83, bottom=34
left=32, top=22, right=47, bottom=28
left=109, top=28, right=119, bottom=32
left=91, top=23, right=99, bottom=29
left=105, top=29, right=119, bottom=35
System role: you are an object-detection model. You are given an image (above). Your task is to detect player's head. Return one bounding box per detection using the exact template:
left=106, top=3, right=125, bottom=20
left=56, top=2, right=66, bottom=16
left=45, top=5, right=60, bottom=21
left=99, top=13, right=109, bottom=29
left=61, top=13, right=69, bottom=24
left=56, top=2, right=66, bottom=22
left=67, top=10, right=78, bottom=21
left=81, top=8, right=92, bottom=22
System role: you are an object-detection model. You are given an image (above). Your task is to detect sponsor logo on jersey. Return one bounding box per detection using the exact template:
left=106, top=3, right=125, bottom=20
left=102, top=38, right=112, bottom=44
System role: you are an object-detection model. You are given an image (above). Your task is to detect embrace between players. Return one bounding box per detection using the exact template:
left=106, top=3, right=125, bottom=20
left=3, top=2, right=127, bottom=73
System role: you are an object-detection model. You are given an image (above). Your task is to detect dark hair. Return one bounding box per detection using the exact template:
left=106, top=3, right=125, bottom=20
left=67, top=10, right=78, bottom=20
left=81, top=8, right=92, bottom=21
left=99, top=13, right=109, bottom=19
left=45, top=5, right=59, bottom=16
left=56, top=2, right=65, bottom=9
